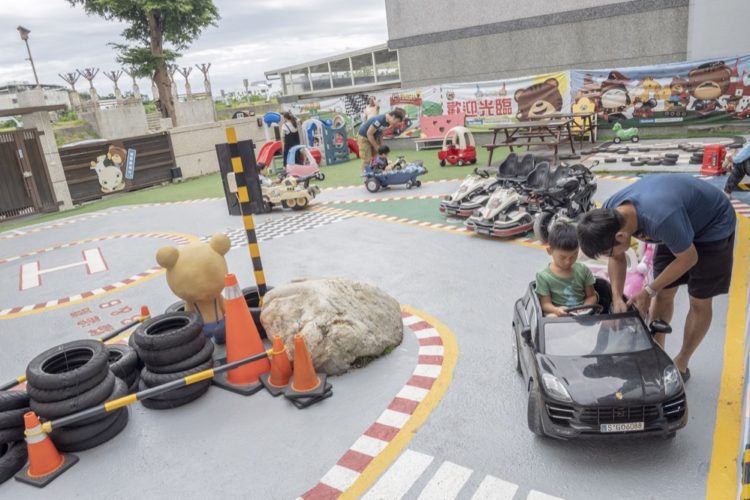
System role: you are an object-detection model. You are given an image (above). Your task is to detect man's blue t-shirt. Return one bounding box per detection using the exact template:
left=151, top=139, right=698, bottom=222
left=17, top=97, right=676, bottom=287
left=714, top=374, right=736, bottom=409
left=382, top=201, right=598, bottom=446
left=603, top=174, right=735, bottom=253
left=735, top=143, right=750, bottom=164
left=358, top=114, right=387, bottom=139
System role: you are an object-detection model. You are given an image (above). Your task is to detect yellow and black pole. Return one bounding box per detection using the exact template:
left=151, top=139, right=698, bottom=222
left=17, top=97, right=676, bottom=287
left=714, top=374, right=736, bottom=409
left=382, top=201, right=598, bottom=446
left=225, top=127, right=268, bottom=304
left=34, top=349, right=273, bottom=435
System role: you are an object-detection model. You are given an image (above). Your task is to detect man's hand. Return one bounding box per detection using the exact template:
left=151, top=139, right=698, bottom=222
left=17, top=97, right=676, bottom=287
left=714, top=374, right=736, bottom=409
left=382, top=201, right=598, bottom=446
left=611, top=297, right=628, bottom=313
left=626, top=288, right=650, bottom=316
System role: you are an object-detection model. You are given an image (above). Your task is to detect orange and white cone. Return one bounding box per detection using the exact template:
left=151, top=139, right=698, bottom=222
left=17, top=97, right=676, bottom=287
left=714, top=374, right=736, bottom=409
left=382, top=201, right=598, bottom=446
left=15, top=412, right=79, bottom=488
left=212, top=273, right=271, bottom=396
left=284, top=334, right=329, bottom=401
left=259, top=336, right=293, bottom=397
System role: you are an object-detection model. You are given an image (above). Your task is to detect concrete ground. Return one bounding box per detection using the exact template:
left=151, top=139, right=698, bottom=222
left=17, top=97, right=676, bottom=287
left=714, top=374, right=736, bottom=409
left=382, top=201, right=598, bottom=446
left=0, top=151, right=748, bottom=499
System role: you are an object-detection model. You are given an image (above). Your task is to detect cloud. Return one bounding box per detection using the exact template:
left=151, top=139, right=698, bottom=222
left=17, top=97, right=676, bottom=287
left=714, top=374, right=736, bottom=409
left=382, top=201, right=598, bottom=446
left=0, top=0, right=387, bottom=97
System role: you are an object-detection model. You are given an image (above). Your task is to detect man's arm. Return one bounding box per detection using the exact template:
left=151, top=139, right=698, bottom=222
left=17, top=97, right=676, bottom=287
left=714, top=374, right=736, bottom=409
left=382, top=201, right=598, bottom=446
left=648, top=245, right=697, bottom=293
left=608, top=252, right=628, bottom=312
left=366, top=126, right=379, bottom=149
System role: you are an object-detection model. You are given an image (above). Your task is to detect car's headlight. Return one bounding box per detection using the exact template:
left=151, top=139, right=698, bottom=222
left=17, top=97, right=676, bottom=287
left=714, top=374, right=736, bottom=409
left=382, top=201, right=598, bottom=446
left=542, top=373, right=572, bottom=402
left=663, top=365, right=682, bottom=396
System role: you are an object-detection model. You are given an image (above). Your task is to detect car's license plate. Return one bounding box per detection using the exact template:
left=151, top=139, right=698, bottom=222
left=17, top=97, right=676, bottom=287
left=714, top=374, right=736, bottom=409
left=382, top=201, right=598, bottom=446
left=600, top=422, right=644, bottom=433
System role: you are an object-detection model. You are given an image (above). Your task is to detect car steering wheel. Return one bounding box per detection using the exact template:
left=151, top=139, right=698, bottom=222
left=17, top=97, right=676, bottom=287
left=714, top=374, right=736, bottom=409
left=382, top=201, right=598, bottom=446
left=565, top=304, right=604, bottom=316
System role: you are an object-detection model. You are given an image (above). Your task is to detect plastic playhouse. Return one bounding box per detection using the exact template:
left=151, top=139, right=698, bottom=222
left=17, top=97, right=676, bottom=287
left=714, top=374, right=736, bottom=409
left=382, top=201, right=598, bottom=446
left=301, top=117, right=349, bottom=166
left=438, top=126, right=477, bottom=166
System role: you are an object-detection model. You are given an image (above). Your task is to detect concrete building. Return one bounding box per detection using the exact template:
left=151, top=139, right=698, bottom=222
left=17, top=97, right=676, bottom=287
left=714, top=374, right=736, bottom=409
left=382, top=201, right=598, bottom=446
left=0, top=81, right=71, bottom=111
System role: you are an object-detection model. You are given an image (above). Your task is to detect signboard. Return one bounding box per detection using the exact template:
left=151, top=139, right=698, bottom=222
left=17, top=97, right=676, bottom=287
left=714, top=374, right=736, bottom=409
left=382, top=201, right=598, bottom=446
left=125, top=148, right=137, bottom=180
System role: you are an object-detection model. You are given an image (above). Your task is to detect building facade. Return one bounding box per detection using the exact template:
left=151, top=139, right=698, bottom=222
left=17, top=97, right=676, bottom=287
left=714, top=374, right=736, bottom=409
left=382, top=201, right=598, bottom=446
left=0, top=82, right=71, bottom=112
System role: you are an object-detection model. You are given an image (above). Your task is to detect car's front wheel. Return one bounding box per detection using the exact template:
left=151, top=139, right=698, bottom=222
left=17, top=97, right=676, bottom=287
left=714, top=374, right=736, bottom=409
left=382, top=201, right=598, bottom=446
left=527, top=385, right=545, bottom=436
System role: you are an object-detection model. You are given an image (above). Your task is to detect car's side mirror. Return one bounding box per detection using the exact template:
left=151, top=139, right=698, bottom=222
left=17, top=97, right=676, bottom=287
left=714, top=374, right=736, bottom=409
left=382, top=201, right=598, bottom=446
left=649, top=320, right=672, bottom=335
left=521, top=326, right=532, bottom=345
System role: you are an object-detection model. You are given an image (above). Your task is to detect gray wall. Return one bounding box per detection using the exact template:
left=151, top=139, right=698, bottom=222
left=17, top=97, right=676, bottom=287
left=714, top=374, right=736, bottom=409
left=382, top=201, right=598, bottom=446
left=174, top=99, right=216, bottom=127
left=386, top=0, right=690, bottom=87
left=85, top=105, right=149, bottom=140
left=687, top=0, right=750, bottom=60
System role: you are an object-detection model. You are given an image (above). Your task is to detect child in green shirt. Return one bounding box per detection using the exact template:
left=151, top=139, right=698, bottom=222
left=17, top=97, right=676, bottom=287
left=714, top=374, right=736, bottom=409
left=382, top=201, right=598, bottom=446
left=536, top=223, right=597, bottom=316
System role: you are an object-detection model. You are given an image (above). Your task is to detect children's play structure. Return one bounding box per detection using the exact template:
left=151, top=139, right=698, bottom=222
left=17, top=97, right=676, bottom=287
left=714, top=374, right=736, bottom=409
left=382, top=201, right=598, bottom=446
left=301, top=117, right=350, bottom=166
left=438, top=126, right=477, bottom=166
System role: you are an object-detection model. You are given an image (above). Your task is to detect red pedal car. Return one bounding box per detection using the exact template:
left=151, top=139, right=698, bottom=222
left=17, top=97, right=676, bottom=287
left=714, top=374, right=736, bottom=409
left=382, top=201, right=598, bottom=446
left=438, top=126, right=477, bottom=167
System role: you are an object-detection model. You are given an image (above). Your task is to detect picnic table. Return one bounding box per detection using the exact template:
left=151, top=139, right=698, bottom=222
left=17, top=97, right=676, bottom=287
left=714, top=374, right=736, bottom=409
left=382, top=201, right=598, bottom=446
left=531, top=111, right=598, bottom=147
left=484, top=119, right=575, bottom=166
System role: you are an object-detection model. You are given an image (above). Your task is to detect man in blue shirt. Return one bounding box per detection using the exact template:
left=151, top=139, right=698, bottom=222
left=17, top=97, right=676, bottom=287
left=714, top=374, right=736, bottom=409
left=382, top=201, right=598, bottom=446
left=577, top=174, right=736, bottom=381
left=357, top=108, right=405, bottom=171
left=724, top=143, right=750, bottom=196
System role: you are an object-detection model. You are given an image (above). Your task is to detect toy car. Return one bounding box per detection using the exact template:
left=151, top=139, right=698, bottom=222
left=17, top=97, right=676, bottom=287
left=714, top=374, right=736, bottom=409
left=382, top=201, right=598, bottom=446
left=363, top=157, right=428, bottom=193
left=512, top=281, right=687, bottom=440
left=438, top=126, right=477, bottom=167
left=612, top=122, right=640, bottom=144
left=261, top=176, right=320, bottom=211
left=284, top=145, right=325, bottom=182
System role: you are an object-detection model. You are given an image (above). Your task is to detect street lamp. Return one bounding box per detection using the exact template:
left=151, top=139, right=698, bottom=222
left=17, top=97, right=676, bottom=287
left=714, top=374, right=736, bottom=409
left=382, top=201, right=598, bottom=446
left=17, top=25, right=40, bottom=87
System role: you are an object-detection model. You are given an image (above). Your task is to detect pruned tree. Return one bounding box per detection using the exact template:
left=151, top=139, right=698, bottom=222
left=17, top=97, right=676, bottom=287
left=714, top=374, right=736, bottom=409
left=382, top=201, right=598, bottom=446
left=196, top=63, right=212, bottom=95
left=123, top=67, right=141, bottom=99
left=58, top=72, right=80, bottom=91
left=67, top=0, right=219, bottom=125
left=78, top=67, right=100, bottom=102
left=176, top=66, right=193, bottom=100
left=104, top=70, right=124, bottom=100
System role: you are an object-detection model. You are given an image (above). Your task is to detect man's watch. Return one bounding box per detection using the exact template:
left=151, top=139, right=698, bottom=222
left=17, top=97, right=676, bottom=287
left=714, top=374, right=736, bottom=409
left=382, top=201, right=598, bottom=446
left=644, top=285, right=658, bottom=298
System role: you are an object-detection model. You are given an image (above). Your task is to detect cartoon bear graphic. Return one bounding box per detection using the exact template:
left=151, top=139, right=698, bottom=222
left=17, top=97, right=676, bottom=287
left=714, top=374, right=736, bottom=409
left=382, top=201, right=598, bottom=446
left=688, top=61, right=731, bottom=115
left=599, top=71, right=632, bottom=122
left=514, top=78, right=563, bottom=120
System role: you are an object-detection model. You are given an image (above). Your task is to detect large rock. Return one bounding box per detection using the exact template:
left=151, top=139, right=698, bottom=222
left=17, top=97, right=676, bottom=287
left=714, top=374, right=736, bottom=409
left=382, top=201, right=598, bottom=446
left=260, top=278, right=403, bottom=375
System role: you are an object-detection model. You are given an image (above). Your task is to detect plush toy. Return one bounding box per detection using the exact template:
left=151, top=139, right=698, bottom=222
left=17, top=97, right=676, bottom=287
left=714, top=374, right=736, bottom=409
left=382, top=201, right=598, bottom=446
left=623, top=243, right=655, bottom=299
left=156, top=234, right=232, bottom=344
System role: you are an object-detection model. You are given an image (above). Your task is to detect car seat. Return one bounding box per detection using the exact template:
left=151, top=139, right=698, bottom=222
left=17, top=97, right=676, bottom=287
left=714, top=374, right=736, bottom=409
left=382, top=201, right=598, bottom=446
left=496, top=153, right=518, bottom=179
left=524, top=161, right=551, bottom=192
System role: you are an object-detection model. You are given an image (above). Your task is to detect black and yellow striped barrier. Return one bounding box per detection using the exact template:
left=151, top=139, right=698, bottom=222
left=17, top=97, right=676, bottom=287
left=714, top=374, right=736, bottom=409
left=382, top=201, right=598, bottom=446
left=225, top=127, right=268, bottom=305
left=29, top=349, right=273, bottom=436
left=0, top=308, right=151, bottom=392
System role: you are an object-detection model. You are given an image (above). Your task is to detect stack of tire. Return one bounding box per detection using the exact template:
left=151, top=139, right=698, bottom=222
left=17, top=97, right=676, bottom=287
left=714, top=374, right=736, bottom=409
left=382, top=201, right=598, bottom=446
left=0, top=391, right=29, bottom=484
left=25, top=340, right=129, bottom=452
left=132, top=312, right=214, bottom=410
left=106, top=344, right=140, bottom=393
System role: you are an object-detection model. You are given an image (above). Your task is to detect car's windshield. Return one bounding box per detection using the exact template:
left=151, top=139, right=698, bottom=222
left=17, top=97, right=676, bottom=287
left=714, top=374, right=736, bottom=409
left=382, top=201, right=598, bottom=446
left=543, top=316, right=652, bottom=356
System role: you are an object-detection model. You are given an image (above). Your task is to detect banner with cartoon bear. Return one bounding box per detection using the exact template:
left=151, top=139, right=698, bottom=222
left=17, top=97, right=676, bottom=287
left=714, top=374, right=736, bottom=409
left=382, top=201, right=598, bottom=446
left=570, top=54, right=750, bottom=127
left=440, top=72, right=571, bottom=129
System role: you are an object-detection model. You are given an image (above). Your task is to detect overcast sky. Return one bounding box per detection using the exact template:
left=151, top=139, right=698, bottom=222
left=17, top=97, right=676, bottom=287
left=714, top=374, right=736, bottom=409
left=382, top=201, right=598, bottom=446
left=0, top=0, right=388, bottom=98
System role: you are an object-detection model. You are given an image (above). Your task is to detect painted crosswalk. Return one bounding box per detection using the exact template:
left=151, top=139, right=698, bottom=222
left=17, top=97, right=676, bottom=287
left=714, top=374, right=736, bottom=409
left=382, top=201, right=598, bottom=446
left=363, top=449, right=564, bottom=500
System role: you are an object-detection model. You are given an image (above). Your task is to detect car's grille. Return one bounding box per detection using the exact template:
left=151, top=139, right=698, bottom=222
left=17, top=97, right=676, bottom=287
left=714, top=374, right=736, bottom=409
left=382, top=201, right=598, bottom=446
left=546, top=403, right=575, bottom=425
left=662, top=394, right=686, bottom=421
left=580, top=405, right=660, bottom=424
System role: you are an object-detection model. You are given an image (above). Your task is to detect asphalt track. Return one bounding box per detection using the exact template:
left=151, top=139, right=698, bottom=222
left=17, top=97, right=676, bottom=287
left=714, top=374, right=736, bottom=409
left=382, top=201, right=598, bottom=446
left=0, top=171, right=748, bottom=499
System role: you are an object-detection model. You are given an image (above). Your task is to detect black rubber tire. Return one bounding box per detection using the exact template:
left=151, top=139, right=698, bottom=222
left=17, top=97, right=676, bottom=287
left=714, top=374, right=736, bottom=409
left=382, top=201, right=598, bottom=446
left=140, top=382, right=210, bottom=410
left=50, top=409, right=124, bottom=448
left=0, top=427, right=24, bottom=444
left=25, top=365, right=108, bottom=403
left=26, top=340, right=109, bottom=391
left=107, top=344, right=139, bottom=380
left=128, top=333, right=137, bottom=349
left=365, top=177, right=380, bottom=193
left=0, top=391, right=29, bottom=412
left=30, top=370, right=116, bottom=419
left=527, top=385, right=545, bottom=436
left=147, top=340, right=215, bottom=374
left=140, top=358, right=214, bottom=387
left=133, top=312, right=203, bottom=351
left=647, top=160, right=662, bottom=166
left=604, top=158, right=616, bottom=163
left=630, top=161, right=646, bottom=166
left=0, top=440, right=27, bottom=485
left=123, top=370, right=138, bottom=388
left=127, top=375, right=139, bottom=394
left=689, top=158, right=702, bottom=165
left=62, top=375, right=129, bottom=428
left=0, top=408, right=29, bottom=430
left=138, top=378, right=212, bottom=400
left=533, top=212, right=554, bottom=243
left=56, top=407, right=128, bottom=452
left=664, top=153, right=679, bottom=159
left=137, top=333, right=207, bottom=367
left=622, top=156, right=635, bottom=162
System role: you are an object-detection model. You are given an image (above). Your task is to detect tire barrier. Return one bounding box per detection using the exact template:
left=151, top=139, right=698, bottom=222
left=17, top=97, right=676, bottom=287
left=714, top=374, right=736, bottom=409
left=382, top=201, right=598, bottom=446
left=132, top=312, right=215, bottom=409
left=106, top=344, right=140, bottom=393
left=25, top=340, right=129, bottom=452
left=0, top=306, right=150, bottom=393
left=0, top=391, right=29, bottom=485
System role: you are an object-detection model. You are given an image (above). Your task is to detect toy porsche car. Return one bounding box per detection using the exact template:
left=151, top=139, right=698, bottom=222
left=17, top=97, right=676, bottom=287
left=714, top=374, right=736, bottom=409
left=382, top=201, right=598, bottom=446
left=512, top=281, right=687, bottom=439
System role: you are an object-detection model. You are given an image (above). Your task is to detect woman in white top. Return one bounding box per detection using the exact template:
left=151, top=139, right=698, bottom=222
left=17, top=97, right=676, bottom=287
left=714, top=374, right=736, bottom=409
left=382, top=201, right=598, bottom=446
left=364, top=96, right=380, bottom=122
left=282, top=111, right=301, bottom=167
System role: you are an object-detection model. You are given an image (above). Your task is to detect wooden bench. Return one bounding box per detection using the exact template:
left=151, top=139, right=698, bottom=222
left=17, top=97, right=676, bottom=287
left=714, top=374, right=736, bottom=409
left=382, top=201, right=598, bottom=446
left=413, top=138, right=445, bottom=151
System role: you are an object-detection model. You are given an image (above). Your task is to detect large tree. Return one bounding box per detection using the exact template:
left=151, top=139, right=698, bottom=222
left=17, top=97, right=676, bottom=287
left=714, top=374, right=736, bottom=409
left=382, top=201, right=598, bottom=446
left=68, top=0, right=219, bottom=125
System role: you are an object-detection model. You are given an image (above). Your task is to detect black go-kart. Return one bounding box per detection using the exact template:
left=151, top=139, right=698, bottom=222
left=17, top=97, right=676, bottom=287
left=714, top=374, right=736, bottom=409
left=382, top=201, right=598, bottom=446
left=512, top=280, right=687, bottom=440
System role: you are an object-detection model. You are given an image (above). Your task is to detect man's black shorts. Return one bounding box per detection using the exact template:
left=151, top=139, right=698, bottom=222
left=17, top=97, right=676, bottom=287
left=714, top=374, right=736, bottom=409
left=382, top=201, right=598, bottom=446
left=653, top=232, right=735, bottom=299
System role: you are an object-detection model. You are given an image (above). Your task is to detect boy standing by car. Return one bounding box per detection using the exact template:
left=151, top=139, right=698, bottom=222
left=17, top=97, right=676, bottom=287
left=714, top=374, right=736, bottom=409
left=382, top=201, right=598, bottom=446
left=536, top=223, right=598, bottom=316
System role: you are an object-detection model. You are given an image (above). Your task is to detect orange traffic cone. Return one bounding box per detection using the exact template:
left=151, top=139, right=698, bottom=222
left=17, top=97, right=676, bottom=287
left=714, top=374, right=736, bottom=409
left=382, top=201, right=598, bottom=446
left=15, top=412, right=79, bottom=488
left=285, top=334, right=328, bottom=400
left=259, top=336, right=293, bottom=397
left=140, top=305, right=151, bottom=320
left=212, top=273, right=271, bottom=396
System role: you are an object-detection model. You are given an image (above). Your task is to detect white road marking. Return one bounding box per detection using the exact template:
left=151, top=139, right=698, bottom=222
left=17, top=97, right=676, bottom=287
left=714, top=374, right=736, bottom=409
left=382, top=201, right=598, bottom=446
left=376, top=409, right=411, bottom=428
left=320, top=464, right=360, bottom=492
left=417, top=460, right=473, bottom=500
left=470, top=475, right=519, bottom=499
left=527, top=491, right=564, bottom=500
left=396, top=385, right=429, bottom=402
left=413, top=364, right=442, bottom=378
left=414, top=327, right=440, bottom=339
left=418, top=345, right=445, bottom=356
left=362, top=449, right=434, bottom=500
left=350, top=435, right=389, bottom=457
left=20, top=261, right=40, bottom=290
left=83, top=247, right=107, bottom=274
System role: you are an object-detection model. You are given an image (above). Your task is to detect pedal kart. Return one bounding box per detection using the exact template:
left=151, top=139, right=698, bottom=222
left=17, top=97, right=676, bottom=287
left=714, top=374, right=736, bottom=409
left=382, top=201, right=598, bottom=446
left=284, top=145, right=325, bottom=182
left=438, top=126, right=477, bottom=166
left=363, top=157, right=428, bottom=193
left=439, top=168, right=501, bottom=217
left=262, top=176, right=320, bottom=211
left=512, top=281, right=687, bottom=440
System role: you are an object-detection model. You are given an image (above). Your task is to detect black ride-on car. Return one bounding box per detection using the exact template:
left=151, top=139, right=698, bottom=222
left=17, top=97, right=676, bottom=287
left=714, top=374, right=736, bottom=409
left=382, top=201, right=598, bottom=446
left=512, top=281, right=687, bottom=439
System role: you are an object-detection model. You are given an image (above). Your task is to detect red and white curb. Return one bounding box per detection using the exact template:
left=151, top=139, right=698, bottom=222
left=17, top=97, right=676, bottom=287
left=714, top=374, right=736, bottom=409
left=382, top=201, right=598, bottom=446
left=319, top=194, right=443, bottom=205
left=731, top=199, right=750, bottom=219
left=300, top=310, right=450, bottom=499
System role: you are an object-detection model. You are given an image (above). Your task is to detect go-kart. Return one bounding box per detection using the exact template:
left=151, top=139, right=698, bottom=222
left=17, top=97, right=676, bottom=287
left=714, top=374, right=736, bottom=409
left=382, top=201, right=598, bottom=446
left=512, top=281, right=687, bottom=440
left=438, top=169, right=500, bottom=217
left=363, top=157, right=428, bottom=193
left=261, top=176, right=320, bottom=211
left=283, top=145, right=325, bottom=182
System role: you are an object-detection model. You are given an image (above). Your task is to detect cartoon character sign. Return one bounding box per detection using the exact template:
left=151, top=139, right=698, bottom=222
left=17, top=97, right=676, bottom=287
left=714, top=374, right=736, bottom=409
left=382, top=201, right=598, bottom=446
left=513, top=78, right=563, bottom=120
left=688, top=61, right=731, bottom=115
left=599, top=71, right=631, bottom=120
left=90, top=145, right=126, bottom=193
left=667, top=77, right=690, bottom=109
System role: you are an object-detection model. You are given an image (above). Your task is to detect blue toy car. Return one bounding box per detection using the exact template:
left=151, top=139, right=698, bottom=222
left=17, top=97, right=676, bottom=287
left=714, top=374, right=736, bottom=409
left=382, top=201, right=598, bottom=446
left=363, top=157, right=428, bottom=193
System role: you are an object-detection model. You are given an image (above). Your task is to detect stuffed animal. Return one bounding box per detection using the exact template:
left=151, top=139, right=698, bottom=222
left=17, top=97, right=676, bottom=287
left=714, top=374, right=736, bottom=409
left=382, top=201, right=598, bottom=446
left=623, top=243, right=655, bottom=299
left=156, top=234, right=232, bottom=344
